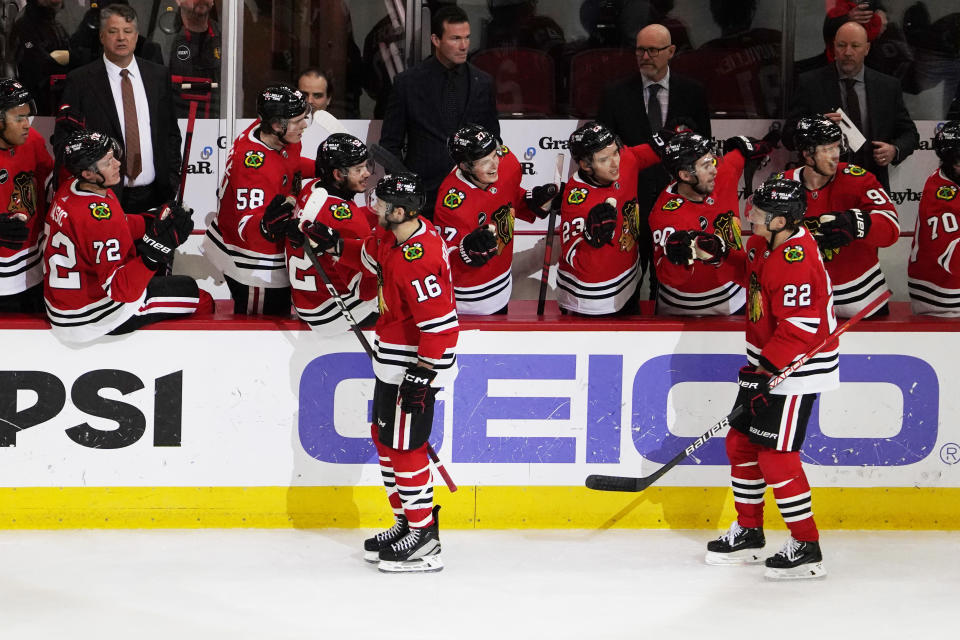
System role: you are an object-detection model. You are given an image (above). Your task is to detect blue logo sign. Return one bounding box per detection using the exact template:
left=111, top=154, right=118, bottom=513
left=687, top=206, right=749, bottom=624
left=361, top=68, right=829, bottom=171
left=201, top=146, right=213, bottom=160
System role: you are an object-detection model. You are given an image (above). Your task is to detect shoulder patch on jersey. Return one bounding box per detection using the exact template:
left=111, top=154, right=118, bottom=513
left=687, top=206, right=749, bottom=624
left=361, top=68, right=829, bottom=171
left=783, top=244, right=805, bottom=263
left=243, top=150, right=265, bottom=169
left=442, top=188, right=465, bottom=209
left=843, top=164, right=866, bottom=176
left=567, top=187, right=588, bottom=205
left=330, top=203, right=352, bottom=220
left=403, top=242, right=424, bottom=261
left=936, top=185, right=958, bottom=201
left=497, top=144, right=509, bottom=157
left=89, top=201, right=112, bottom=220
left=662, top=197, right=684, bottom=211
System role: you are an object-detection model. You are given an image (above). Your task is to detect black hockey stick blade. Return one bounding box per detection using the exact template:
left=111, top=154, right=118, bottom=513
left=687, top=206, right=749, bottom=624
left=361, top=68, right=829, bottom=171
left=369, top=143, right=410, bottom=174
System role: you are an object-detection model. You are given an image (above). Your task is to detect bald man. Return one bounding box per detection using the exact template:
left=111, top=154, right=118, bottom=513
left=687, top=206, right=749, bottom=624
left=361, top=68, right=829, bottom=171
left=598, top=23, right=711, bottom=298
left=789, top=21, right=917, bottom=192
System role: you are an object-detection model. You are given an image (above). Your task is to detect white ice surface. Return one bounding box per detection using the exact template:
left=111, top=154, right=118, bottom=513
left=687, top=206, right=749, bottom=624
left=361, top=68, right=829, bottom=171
left=1, top=529, right=957, bottom=639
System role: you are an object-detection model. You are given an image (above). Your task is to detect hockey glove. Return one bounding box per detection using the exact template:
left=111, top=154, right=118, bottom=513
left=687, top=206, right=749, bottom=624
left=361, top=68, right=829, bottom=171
left=260, top=194, right=296, bottom=242
left=301, top=220, right=343, bottom=256
left=525, top=183, right=561, bottom=219
left=737, top=366, right=773, bottom=418
left=815, top=209, right=871, bottom=250
left=0, top=213, right=29, bottom=250
left=137, top=217, right=179, bottom=270
left=157, top=202, right=194, bottom=246
left=583, top=201, right=617, bottom=248
left=664, top=229, right=695, bottom=266
left=691, top=231, right=728, bottom=265
left=398, top=365, right=438, bottom=415
left=459, top=225, right=499, bottom=267
left=721, top=136, right=765, bottom=162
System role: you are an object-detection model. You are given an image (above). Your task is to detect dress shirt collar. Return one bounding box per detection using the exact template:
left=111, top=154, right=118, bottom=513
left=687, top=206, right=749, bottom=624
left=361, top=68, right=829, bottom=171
left=641, top=68, right=670, bottom=92
left=103, top=54, right=141, bottom=79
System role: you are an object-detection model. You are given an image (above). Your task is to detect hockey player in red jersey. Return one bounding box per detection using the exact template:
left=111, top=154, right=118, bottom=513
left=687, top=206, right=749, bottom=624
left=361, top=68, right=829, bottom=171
left=261, top=132, right=379, bottom=334
left=781, top=116, right=899, bottom=317
left=305, top=173, right=456, bottom=573
left=701, top=177, right=837, bottom=579
left=433, top=124, right=557, bottom=314
left=0, top=79, right=53, bottom=313
left=203, top=85, right=310, bottom=316
left=908, top=121, right=960, bottom=316
left=558, top=121, right=661, bottom=315
left=652, top=132, right=773, bottom=315
left=44, top=131, right=203, bottom=344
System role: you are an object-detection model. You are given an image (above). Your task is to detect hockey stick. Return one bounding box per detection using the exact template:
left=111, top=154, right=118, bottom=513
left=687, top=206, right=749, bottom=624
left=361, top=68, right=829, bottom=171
left=369, top=142, right=409, bottom=174
left=176, top=99, right=199, bottom=205
left=301, top=236, right=458, bottom=493
left=585, top=289, right=891, bottom=492
left=537, top=153, right=565, bottom=316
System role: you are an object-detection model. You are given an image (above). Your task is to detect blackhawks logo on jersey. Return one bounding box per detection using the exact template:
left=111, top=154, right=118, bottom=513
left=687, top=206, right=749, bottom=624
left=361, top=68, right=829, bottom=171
left=443, top=188, right=465, bottom=209
left=89, top=201, right=112, bottom=220
left=662, top=198, right=683, bottom=211
left=567, top=187, right=588, bottom=205
left=747, top=271, right=763, bottom=323
left=243, top=150, right=265, bottom=169
left=619, top=200, right=640, bottom=252
left=497, top=144, right=510, bottom=157
left=713, top=210, right=743, bottom=250
left=783, top=245, right=805, bottom=262
left=330, top=203, right=352, bottom=220
left=936, top=185, right=958, bottom=201
left=843, top=164, right=866, bottom=176
left=492, top=204, right=514, bottom=252
left=403, top=242, right=424, bottom=261
left=8, top=172, right=38, bottom=218
left=376, top=262, right=388, bottom=314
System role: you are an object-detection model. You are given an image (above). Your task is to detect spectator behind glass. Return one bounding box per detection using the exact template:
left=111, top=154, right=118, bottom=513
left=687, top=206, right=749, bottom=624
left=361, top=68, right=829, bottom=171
left=903, top=2, right=960, bottom=117
left=484, top=0, right=565, bottom=53
left=166, top=0, right=221, bottom=118
left=8, top=0, right=70, bottom=116
left=297, top=68, right=333, bottom=114
left=69, top=0, right=163, bottom=69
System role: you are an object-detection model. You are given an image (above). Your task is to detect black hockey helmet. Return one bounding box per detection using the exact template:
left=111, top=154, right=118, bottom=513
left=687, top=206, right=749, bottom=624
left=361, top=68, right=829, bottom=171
left=0, top=78, right=36, bottom=116
left=61, top=130, right=122, bottom=178
left=934, top=121, right=960, bottom=164
left=663, top=132, right=714, bottom=177
left=316, top=133, right=369, bottom=182
left=787, top=116, right=842, bottom=153
left=448, top=123, right=499, bottom=164
left=752, top=177, right=806, bottom=227
left=569, top=121, right=621, bottom=164
left=375, top=173, right=425, bottom=215
left=257, top=85, right=308, bottom=137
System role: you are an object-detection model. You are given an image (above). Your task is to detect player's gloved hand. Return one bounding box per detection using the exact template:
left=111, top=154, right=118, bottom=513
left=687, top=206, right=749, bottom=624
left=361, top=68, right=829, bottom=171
left=301, top=220, right=343, bottom=256
left=722, top=135, right=770, bottom=161
left=260, top=194, right=296, bottom=242
left=737, top=366, right=773, bottom=417
left=664, top=229, right=695, bottom=265
left=525, top=183, right=561, bottom=219
left=583, top=201, right=617, bottom=248
left=157, top=202, right=194, bottom=246
left=0, top=213, right=29, bottom=249
left=815, top=209, right=871, bottom=250
left=691, top=230, right=728, bottom=265
left=459, top=225, right=498, bottom=266
left=651, top=118, right=697, bottom=157
left=398, top=365, right=438, bottom=415
left=137, top=217, right=179, bottom=270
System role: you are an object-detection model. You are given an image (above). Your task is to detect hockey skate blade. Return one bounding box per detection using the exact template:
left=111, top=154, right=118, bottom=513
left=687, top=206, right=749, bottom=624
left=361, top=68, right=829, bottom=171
left=378, top=555, right=444, bottom=573
left=704, top=548, right=766, bottom=566
left=764, top=562, right=827, bottom=580
left=363, top=550, right=380, bottom=563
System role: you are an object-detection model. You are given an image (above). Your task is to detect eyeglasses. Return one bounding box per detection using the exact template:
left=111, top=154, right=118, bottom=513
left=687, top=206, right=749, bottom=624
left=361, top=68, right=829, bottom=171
left=635, top=45, right=671, bottom=58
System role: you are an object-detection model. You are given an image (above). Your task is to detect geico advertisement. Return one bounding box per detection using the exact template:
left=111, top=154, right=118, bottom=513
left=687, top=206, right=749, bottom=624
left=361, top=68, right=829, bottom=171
left=2, top=329, right=956, bottom=488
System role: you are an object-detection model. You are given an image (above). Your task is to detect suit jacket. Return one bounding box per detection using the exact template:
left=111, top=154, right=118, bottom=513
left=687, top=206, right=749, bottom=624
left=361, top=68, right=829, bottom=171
left=597, top=71, right=712, bottom=284
left=789, top=64, right=919, bottom=191
left=54, top=56, right=182, bottom=206
left=379, top=56, right=499, bottom=202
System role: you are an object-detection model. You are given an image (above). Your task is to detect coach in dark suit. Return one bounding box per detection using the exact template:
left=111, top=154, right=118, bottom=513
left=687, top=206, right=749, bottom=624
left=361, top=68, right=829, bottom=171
left=53, top=3, right=180, bottom=213
left=789, top=21, right=918, bottom=192
left=379, top=5, right=499, bottom=220
left=598, top=23, right=711, bottom=295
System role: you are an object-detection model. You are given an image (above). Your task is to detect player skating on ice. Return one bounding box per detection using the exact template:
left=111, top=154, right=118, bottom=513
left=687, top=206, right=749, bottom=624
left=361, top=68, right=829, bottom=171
left=304, top=173, right=457, bottom=573
left=702, top=177, right=837, bottom=579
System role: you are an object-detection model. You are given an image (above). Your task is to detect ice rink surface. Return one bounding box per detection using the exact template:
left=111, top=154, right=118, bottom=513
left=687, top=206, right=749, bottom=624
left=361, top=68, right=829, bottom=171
left=1, top=528, right=957, bottom=639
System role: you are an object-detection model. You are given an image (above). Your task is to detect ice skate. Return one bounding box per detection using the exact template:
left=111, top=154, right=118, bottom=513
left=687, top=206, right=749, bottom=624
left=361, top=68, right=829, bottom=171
left=764, top=537, right=826, bottom=579
left=378, top=506, right=442, bottom=573
left=363, top=515, right=408, bottom=563
left=705, top=521, right=766, bottom=565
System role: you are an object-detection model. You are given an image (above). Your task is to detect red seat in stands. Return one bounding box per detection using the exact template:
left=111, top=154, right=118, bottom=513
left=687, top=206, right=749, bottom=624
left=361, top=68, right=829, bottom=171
left=568, top=48, right=638, bottom=118
left=471, top=47, right=555, bottom=117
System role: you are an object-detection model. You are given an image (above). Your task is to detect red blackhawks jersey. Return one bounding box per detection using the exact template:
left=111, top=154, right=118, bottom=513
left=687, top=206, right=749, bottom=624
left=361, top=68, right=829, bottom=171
left=203, top=120, right=304, bottom=287
left=344, top=218, right=458, bottom=386
left=287, top=179, right=379, bottom=334
left=558, top=144, right=660, bottom=314
left=651, top=151, right=746, bottom=315
left=433, top=146, right=537, bottom=314
left=908, top=169, right=960, bottom=316
left=43, top=180, right=156, bottom=343
left=0, top=127, right=53, bottom=295
left=780, top=164, right=899, bottom=317
left=742, top=226, right=839, bottom=396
